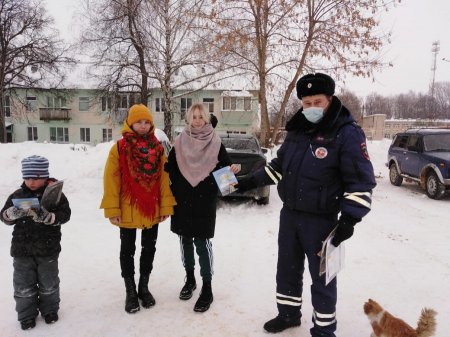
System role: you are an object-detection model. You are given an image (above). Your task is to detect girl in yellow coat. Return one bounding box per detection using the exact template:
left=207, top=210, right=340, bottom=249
left=100, top=104, right=176, bottom=314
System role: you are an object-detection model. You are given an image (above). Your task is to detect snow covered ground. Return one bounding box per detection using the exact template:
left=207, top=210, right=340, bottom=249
left=0, top=139, right=449, bottom=337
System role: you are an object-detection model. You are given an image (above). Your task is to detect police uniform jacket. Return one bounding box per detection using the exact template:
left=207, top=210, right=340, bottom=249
left=254, top=96, right=376, bottom=220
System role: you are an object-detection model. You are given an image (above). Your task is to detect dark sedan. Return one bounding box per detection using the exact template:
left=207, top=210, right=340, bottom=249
left=220, top=133, right=270, bottom=204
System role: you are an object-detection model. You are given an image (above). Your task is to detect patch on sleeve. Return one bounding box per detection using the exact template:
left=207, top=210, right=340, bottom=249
left=360, top=142, right=370, bottom=160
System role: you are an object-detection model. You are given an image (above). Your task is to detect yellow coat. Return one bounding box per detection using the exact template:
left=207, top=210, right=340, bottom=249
left=100, top=124, right=176, bottom=229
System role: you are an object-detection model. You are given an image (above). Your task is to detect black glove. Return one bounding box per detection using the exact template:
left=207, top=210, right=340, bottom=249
left=31, top=207, right=56, bottom=225
left=331, top=213, right=360, bottom=247
left=4, top=206, right=33, bottom=221
left=235, top=176, right=257, bottom=193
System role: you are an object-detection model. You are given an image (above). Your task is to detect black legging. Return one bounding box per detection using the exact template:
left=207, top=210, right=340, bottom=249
left=119, top=225, right=159, bottom=278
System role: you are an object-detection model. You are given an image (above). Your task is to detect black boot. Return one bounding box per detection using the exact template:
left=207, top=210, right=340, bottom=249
left=20, top=318, right=36, bottom=330
left=193, top=280, right=213, bottom=312
left=263, top=315, right=301, bottom=333
left=124, top=277, right=140, bottom=313
left=138, top=274, right=155, bottom=308
left=179, top=270, right=197, bottom=300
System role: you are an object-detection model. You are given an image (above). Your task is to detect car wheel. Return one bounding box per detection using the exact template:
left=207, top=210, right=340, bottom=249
left=255, top=196, right=270, bottom=205
left=425, top=171, right=445, bottom=200
left=389, top=164, right=403, bottom=186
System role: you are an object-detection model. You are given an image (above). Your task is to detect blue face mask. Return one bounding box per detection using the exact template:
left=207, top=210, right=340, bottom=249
left=302, top=107, right=324, bottom=124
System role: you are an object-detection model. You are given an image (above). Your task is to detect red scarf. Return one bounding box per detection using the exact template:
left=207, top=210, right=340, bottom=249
left=118, top=132, right=164, bottom=219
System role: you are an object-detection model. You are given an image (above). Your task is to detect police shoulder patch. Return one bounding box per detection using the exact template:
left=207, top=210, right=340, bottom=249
left=360, top=142, right=370, bottom=160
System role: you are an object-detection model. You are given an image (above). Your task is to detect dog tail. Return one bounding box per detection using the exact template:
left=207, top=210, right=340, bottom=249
left=416, top=308, right=437, bottom=337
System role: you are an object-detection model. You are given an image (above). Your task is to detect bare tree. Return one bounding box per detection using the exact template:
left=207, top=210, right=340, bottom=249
left=141, top=0, right=242, bottom=139
left=81, top=0, right=235, bottom=139
left=208, top=0, right=399, bottom=146
left=338, top=89, right=363, bottom=123
left=0, top=0, right=73, bottom=142
left=365, top=93, right=392, bottom=117
left=80, top=0, right=152, bottom=115
left=433, top=82, right=450, bottom=119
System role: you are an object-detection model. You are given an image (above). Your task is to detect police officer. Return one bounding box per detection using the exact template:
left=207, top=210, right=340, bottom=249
left=236, top=73, right=376, bottom=337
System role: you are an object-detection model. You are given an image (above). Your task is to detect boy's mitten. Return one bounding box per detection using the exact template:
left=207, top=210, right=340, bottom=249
left=4, top=206, right=32, bottom=221
left=331, top=213, right=360, bottom=247
left=32, top=207, right=56, bottom=225
left=235, top=176, right=257, bottom=193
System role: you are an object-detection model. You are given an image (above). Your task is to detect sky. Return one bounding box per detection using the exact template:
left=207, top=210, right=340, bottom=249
left=0, top=139, right=449, bottom=337
left=43, top=0, right=450, bottom=97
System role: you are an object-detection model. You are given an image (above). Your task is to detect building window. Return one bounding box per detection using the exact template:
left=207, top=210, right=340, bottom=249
left=243, top=97, right=252, bottom=111
left=118, top=95, right=129, bottom=109
left=80, top=128, right=90, bottom=142
left=102, top=97, right=112, bottom=112
left=155, top=98, right=165, bottom=113
left=47, top=96, right=66, bottom=108
left=103, top=128, right=113, bottom=142
left=223, top=96, right=252, bottom=111
left=180, top=97, right=192, bottom=119
left=26, top=96, right=37, bottom=111
left=50, top=127, right=69, bottom=142
left=4, top=95, right=11, bottom=117
left=203, top=98, right=214, bottom=113
left=223, top=97, right=237, bottom=110
left=79, top=97, right=89, bottom=112
left=27, top=127, right=38, bottom=141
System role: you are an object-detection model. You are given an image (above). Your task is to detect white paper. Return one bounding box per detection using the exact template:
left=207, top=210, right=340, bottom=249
left=318, top=227, right=345, bottom=285
left=325, top=238, right=345, bottom=285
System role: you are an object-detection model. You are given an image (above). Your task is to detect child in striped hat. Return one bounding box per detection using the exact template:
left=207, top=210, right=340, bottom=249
left=0, top=155, right=71, bottom=330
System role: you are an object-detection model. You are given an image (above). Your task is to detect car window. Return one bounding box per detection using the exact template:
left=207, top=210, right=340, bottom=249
left=392, top=135, right=408, bottom=149
left=423, top=134, right=450, bottom=152
left=407, top=135, right=421, bottom=152
left=221, top=137, right=260, bottom=152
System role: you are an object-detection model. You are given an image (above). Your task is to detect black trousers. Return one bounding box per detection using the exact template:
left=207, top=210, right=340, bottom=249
left=13, top=254, right=60, bottom=322
left=119, top=225, right=159, bottom=278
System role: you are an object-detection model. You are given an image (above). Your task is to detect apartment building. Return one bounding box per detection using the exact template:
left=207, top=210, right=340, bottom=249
left=4, top=87, right=259, bottom=144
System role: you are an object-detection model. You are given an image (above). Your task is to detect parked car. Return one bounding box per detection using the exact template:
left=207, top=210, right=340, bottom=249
left=386, top=128, right=450, bottom=199
left=219, top=133, right=270, bottom=204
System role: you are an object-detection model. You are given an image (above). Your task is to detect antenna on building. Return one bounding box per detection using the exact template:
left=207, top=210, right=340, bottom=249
left=430, top=41, right=440, bottom=98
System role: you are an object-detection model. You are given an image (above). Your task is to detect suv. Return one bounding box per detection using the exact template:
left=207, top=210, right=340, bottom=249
left=387, top=128, right=450, bottom=199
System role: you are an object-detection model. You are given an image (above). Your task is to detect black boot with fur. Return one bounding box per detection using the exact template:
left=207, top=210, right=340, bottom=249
left=193, top=280, right=213, bottom=312
left=179, top=270, right=197, bottom=300
left=138, top=274, right=155, bottom=308
left=124, top=277, right=140, bottom=313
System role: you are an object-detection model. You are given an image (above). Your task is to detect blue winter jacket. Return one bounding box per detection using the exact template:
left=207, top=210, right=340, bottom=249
left=254, top=96, right=376, bottom=221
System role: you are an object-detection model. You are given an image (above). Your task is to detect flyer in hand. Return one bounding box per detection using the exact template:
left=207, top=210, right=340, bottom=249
left=212, top=166, right=238, bottom=196
left=41, top=180, right=64, bottom=210
left=318, top=227, right=345, bottom=285
left=12, top=198, right=40, bottom=210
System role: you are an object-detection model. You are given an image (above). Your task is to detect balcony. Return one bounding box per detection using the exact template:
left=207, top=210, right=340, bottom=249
left=39, top=108, right=71, bottom=121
